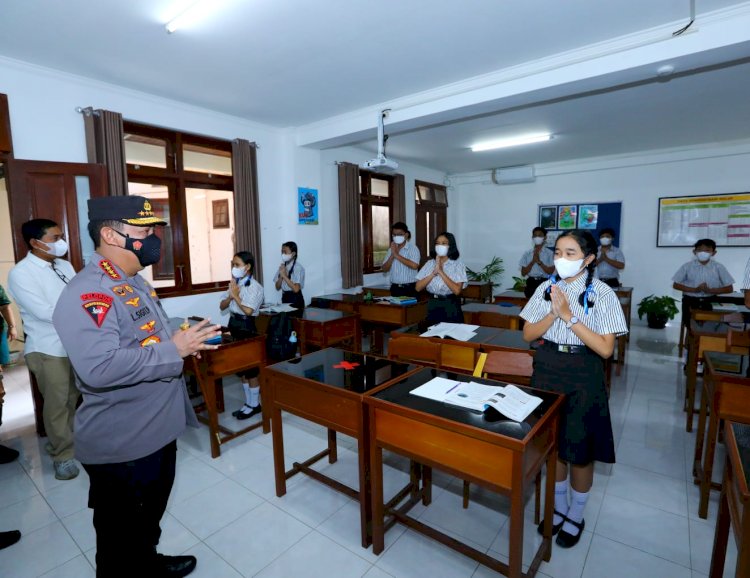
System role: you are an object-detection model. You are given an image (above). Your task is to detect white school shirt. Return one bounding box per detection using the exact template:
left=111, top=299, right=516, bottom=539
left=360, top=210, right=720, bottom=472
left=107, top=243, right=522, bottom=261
left=273, top=260, right=306, bottom=292
left=742, top=257, right=750, bottom=291
left=519, top=247, right=554, bottom=278
left=416, top=258, right=468, bottom=296
left=383, top=243, right=420, bottom=284
left=520, top=275, right=628, bottom=346
left=222, top=276, right=264, bottom=317
left=8, top=252, right=77, bottom=357
left=594, top=246, right=625, bottom=281
left=672, top=258, right=734, bottom=297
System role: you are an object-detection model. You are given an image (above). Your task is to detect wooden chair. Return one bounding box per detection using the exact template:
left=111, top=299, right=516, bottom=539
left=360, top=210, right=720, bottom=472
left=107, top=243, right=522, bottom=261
left=439, top=341, right=481, bottom=373
left=388, top=336, right=442, bottom=367
left=462, top=350, right=541, bottom=520
left=726, top=327, right=750, bottom=354
left=187, top=334, right=267, bottom=458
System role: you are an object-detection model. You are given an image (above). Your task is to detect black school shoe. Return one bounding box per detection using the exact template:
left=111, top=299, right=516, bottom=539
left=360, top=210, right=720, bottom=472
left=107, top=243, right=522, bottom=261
left=0, top=444, right=19, bottom=464
left=555, top=518, right=585, bottom=548
left=231, top=404, right=251, bottom=418
left=156, top=554, right=197, bottom=577
left=536, top=510, right=567, bottom=536
left=0, top=530, right=21, bottom=550
left=236, top=404, right=262, bottom=420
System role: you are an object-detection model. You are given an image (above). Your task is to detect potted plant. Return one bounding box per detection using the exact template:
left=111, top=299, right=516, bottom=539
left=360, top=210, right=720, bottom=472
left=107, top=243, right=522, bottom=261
left=466, top=256, right=505, bottom=289
left=637, top=294, right=679, bottom=329
left=511, top=276, right=526, bottom=292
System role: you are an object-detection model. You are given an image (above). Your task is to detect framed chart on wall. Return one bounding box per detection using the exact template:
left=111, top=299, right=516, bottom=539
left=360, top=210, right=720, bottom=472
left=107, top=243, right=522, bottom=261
left=657, top=193, right=750, bottom=247
left=538, top=202, right=622, bottom=248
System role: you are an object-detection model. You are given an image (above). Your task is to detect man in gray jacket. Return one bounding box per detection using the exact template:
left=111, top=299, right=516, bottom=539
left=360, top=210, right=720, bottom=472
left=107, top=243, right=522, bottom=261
left=53, top=196, right=220, bottom=577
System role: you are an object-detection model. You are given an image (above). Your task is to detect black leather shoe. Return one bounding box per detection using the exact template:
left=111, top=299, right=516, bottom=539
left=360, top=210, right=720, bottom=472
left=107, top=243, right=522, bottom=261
left=0, top=530, right=21, bottom=550
left=536, top=510, right=567, bottom=536
left=231, top=404, right=251, bottom=418
left=555, top=518, right=585, bottom=548
left=0, top=444, right=19, bottom=464
left=156, top=554, right=197, bottom=577
left=236, top=404, right=262, bottom=420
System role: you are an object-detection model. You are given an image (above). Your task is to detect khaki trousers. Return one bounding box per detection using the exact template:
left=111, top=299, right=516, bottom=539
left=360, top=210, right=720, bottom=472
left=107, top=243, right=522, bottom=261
left=25, top=352, right=79, bottom=462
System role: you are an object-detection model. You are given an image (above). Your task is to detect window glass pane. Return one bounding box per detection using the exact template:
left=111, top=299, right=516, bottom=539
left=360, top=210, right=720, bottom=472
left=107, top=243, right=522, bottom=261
left=371, top=177, right=390, bottom=198
left=183, top=143, right=232, bottom=176
left=127, top=182, right=175, bottom=289
left=435, top=188, right=447, bottom=204
left=372, top=204, right=390, bottom=267
left=186, top=188, right=235, bottom=284
left=74, top=176, right=94, bottom=265
left=418, top=185, right=433, bottom=202
left=124, top=134, right=168, bottom=169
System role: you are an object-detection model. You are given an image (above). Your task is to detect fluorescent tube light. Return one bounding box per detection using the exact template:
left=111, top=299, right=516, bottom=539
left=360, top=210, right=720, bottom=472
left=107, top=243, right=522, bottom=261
left=471, top=133, right=552, bottom=152
left=165, top=0, right=217, bottom=33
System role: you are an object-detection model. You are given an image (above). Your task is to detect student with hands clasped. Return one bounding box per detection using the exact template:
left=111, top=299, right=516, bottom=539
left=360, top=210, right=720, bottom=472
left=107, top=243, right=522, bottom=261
left=520, top=230, right=628, bottom=549
left=274, top=241, right=305, bottom=314
left=594, top=228, right=625, bottom=288
left=415, top=232, right=467, bottom=323
left=381, top=222, right=420, bottom=298
left=519, top=226, right=555, bottom=298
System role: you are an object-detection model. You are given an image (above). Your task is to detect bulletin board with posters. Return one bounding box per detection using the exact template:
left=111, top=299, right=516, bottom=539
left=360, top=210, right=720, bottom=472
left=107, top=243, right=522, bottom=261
left=657, top=193, right=750, bottom=247
left=538, top=202, right=622, bottom=248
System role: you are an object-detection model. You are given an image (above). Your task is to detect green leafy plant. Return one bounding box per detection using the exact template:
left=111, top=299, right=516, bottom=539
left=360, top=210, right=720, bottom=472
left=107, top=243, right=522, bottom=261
left=466, top=256, right=505, bottom=288
left=511, top=276, right=526, bottom=292
left=637, top=295, right=679, bottom=320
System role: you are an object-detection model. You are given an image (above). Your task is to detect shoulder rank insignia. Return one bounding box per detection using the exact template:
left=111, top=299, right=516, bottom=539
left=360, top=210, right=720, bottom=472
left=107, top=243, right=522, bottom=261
left=140, top=335, right=161, bottom=347
left=81, top=293, right=114, bottom=328
left=139, top=320, right=157, bottom=334
left=112, top=284, right=134, bottom=297
left=124, top=296, right=141, bottom=307
left=99, top=259, right=121, bottom=280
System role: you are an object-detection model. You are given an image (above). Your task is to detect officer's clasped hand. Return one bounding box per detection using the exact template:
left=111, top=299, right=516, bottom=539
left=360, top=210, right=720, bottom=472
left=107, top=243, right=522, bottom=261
left=172, top=318, right=222, bottom=359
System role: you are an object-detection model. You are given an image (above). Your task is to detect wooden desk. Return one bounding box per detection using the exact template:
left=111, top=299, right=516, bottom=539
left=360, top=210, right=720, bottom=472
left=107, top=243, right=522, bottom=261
left=463, top=302, right=523, bottom=330
left=693, top=352, right=750, bottom=519
left=710, top=421, right=750, bottom=578
left=293, top=307, right=361, bottom=354
left=188, top=334, right=267, bottom=458
left=362, top=284, right=392, bottom=298
left=261, top=349, right=420, bottom=548
left=463, top=281, right=493, bottom=303
left=685, top=319, right=730, bottom=432
left=365, top=369, right=563, bottom=577
left=495, top=290, right=529, bottom=308
left=311, top=293, right=362, bottom=313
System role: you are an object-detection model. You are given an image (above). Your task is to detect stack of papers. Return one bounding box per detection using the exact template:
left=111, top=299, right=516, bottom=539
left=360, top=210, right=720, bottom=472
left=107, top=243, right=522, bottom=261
left=260, top=303, right=297, bottom=313
left=420, top=322, right=478, bottom=341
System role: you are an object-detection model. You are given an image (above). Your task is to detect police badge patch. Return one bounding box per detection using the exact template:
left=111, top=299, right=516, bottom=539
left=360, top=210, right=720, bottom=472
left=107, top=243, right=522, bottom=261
left=81, top=293, right=114, bottom=328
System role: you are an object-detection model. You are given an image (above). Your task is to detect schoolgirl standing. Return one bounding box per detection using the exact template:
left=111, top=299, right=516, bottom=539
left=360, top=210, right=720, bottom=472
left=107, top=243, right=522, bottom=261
left=520, top=230, right=627, bottom=548
left=415, top=232, right=467, bottom=323
left=219, top=251, right=265, bottom=420
left=274, top=241, right=305, bottom=315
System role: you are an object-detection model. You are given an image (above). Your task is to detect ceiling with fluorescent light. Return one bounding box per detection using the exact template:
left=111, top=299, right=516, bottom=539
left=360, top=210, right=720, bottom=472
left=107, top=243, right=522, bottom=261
left=1, top=0, right=750, bottom=173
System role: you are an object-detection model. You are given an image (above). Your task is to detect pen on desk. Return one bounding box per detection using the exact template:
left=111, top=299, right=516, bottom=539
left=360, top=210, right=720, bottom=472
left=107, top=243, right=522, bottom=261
left=445, top=382, right=460, bottom=394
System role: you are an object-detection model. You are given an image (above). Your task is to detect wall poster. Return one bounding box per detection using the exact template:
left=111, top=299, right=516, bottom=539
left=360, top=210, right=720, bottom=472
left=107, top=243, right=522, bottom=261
left=298, top=187, right=318, bottom=225
left=657, top=193, right=750, bottom=247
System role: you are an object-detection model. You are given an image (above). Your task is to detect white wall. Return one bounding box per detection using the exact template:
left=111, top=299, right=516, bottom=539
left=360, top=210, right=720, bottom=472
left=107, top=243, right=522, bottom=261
left=450, top=143, right=750, bottom=307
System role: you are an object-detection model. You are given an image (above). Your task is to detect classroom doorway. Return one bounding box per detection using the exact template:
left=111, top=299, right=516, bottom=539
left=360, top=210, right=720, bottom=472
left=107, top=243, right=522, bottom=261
left=414, top=180, right=448, bottom=265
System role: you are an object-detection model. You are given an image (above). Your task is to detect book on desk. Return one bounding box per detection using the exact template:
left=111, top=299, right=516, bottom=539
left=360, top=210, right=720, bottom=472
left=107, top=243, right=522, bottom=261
left=373, top=296, right=418, bottom=305
left=409, top=376, right=542, bottom=422
left=420, top=322, right=479, bottom=341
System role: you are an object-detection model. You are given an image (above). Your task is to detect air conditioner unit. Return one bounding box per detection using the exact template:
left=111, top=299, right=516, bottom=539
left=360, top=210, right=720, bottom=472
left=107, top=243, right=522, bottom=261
left=491, top=165, right=535, bottom=185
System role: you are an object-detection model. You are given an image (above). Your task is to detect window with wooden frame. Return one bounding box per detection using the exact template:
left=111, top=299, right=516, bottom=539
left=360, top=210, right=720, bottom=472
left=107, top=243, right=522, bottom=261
left=123, top=121, right=235, bottom=297
left=414, top=180, right=448, bottom=265
left=359, top=171, right=394, bottom=274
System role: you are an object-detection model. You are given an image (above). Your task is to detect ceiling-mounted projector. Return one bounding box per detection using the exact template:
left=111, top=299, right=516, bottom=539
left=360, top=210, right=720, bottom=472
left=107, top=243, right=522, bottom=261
left=360, top=109, right=399, bottom=174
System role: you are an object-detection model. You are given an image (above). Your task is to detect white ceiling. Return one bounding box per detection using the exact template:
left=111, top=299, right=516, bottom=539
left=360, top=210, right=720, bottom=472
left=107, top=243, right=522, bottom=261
left=2, top=0, right=750, bottom=173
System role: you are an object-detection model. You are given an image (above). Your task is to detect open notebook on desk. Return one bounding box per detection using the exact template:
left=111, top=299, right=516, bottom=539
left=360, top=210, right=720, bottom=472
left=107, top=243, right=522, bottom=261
left=410, top=376, right=541, bottom=422
left=420, top=322, right=479, bottom=341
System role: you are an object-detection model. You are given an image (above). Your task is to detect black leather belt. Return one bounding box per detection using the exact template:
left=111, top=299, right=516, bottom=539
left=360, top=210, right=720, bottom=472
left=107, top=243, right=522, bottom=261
left=529, top=276, right=548, bottom=281
left=393, top=283, right=416, bottom=288
left=230, top=312, right=250, bottom=320
left=431, top=294, right=459, bottom=300
left=539, top=339, right=589, bottom=354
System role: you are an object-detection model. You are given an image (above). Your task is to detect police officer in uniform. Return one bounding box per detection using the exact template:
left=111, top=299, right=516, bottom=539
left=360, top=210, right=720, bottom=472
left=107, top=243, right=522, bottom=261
left=53, top=196, right=220, bottom=577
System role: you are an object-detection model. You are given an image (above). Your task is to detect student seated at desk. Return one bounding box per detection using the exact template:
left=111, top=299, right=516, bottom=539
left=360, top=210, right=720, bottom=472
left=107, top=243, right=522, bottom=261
left=519, top=226, right=554, bottom=298
left=274, top=241, right=305, bottom=316
left=594, top=228, right=625, bottom=288
left=415, top=232, right=467, bottom=323
left=220, top=251, right=265, bottom=420
left=521, top=230, right=627, bottom=549
left=672, top=238, right=734, bottom=332
left=381, top=222, right=420, bottom=298
left=743, top=256, right=750, bottom=308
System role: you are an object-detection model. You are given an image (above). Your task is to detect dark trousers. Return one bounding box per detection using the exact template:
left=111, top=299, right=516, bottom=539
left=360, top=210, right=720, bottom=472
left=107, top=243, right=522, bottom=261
left=83, top=441, right=177, bottom=577
left=390, top=283, right=417, bottom=298
left=599, top=278, right=620, bottom=289
left=523, top=277, right=548, bottom=298
left=426, top=295, right=464, bottom=324
left=282, top=290, right=305, bottom=318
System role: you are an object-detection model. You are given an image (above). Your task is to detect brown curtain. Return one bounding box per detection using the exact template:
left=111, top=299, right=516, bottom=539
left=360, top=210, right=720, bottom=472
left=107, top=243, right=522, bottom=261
left=232, top=139, right=263, bottom=284
left=392, top=173, right=406, bottom=225
left=83, top=108, right=128, bottom=196
left=338, top=162, right=363, bottom=288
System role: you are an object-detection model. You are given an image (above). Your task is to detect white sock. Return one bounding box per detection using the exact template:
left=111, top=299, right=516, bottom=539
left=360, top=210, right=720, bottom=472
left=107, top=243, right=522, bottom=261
left=554, top=480, right=569, bottom=525
left=249, top=385, right=260, bottom=407
left=562, top=488, right=589, bottom=535
left=242, top=382, right=253, bottom=406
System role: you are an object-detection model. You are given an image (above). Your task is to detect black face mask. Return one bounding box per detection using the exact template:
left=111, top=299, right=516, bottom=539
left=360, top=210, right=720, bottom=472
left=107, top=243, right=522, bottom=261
left=113, top=230, right=162, bottom=267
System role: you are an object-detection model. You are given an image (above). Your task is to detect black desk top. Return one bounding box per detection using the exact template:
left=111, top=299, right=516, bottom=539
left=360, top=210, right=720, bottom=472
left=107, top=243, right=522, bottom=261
left=265, top=348, right=416, bottom=394
left=704, top=351, right=750, bottom=378
left=312, top=293, right=364, bottom=304
left=462, top=303, right=523, bottom=316
left=371, top=368, right=560, bottom=441
left=393, top=323, right=501, bottom=343
left=299, top=307, right=355, bottom=322
left=732, top=422, right=750, bottom=487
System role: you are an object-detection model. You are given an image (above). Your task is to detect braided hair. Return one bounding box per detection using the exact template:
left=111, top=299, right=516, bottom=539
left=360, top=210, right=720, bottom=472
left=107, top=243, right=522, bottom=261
left=543, top=230, right=598, bottom=312
left=282, top=241, right=298, bottom=279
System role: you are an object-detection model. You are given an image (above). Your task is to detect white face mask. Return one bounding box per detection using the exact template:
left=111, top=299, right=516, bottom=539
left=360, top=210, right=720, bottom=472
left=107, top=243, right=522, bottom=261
left=392, top=235, right=406, bottom=245
left=532, top=236, right=545, bottom=246
left=434, top=245, right=449, bottom=257
left=554, top=257, right=584, bottom=279
left=696, top=251, right=712, bottom=262
left=40, top=239, right=69, bottom=258
left=231, top=266, right=247, bottom=279
left=281, top=253, right=293, bottom=263
left=599, top=237, right=612, bottom=246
